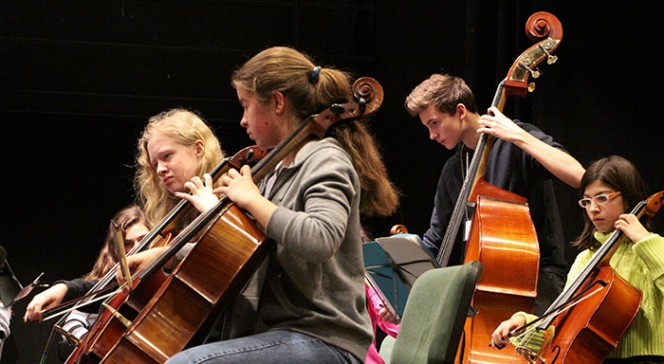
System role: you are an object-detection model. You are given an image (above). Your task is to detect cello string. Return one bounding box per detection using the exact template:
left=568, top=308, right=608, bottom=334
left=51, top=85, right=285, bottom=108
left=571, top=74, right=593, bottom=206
left=514, top=329, right=544, bottom=363
left=38, top=231, right=166, bottom=320
left=510, top=281, right=609, bottom=362
left=513, top=321, right=555, bottom=364
left=510, top=280, right=608, bottom=338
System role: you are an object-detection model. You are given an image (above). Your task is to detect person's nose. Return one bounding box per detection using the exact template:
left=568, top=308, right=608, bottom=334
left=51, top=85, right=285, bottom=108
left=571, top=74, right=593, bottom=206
left=156, top=161, right=167, bottom=175
left=588, top=200, right=601, bottom=212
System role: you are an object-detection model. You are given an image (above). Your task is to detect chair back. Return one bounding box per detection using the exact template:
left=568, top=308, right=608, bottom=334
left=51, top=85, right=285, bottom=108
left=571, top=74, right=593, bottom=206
left=386, top=261, right=482, bottom=364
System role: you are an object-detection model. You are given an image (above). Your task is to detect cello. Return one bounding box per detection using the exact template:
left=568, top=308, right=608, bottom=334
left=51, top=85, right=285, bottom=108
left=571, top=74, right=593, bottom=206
left=32, top=145, right=265, bottom=363
left=47, top=145, right=267, bottom=363
left=434, top=12, right=564, bottom=364
left=66, top=77, right=384, bottom=363
left=512, top=190, right=664, bottom=363
left=41, top=145, right=267, bottom=322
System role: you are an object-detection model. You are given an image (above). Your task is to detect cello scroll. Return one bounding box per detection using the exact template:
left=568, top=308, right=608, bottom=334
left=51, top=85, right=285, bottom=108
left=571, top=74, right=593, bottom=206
left=643, top=190, right=664, bottom=218
left=312, top=77, right=383, bottom=134
left=390, top=224, right=409, bottom=235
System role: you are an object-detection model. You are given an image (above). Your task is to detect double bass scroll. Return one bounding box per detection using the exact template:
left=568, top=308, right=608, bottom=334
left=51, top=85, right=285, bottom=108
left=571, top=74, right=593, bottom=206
left=450, top=11, right=564, bottom=364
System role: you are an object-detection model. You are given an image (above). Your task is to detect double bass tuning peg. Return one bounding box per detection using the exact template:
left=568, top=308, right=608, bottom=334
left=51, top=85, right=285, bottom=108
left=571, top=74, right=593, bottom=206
left=538, top=41, right=558, bottom=65
left=519, top=55, right=542, bottom=80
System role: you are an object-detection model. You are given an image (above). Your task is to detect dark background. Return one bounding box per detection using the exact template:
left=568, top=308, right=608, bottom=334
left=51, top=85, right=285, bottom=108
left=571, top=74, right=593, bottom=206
left=2, top=1, right=664, bottom=363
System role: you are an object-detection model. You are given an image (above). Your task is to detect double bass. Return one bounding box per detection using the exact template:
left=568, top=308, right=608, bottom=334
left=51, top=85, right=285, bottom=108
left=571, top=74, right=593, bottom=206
left=513, top=191, right=664, bottom=363
left=433, top=12, right=564, bottom=364
left=65, top=77, right=384, bottom=363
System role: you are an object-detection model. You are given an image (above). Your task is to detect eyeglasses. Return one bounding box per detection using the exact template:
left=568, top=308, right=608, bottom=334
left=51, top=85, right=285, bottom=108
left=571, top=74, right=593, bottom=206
left=578, top=191, right=621, bottom=208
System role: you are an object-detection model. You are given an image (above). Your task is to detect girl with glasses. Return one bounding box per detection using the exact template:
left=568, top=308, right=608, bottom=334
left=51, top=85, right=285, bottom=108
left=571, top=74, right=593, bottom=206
left=491, top=155, right=664, bottom=363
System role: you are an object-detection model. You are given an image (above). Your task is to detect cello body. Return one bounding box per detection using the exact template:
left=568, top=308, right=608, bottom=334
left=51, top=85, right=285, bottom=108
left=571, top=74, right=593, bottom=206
left=64, top=78, right=385, bottom=363
left=65, top=204, right=267, bottom=363
left=539, top=265, right=641, bottom=363
left=65, top=269, right=169, bottom=363
left=518, top=191, right=664, bottom=363
left=100, top=204, right=267, bottom=363
left=462, top=179, right=538, bottom=364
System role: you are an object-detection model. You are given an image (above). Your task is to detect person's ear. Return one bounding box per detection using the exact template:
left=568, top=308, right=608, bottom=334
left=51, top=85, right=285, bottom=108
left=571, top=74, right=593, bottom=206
left=194, top=140, right=205, bottom=158
left=272, top=91, right=286, bottom=115
left=456, top=103, right=467, bottom=119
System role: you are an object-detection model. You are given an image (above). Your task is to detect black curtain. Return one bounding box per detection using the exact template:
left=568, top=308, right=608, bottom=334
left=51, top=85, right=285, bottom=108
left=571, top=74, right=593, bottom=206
left=3, top=1, right=664, bottom=363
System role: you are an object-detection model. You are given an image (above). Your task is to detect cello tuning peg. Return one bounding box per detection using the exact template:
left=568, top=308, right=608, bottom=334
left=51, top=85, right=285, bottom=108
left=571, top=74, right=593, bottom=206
left=329, top=104, right=346, bottom=115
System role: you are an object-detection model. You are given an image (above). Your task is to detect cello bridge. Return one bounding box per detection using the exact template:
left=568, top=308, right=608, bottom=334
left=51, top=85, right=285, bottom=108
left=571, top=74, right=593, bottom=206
left=54, top=324, right=82, bottom=347
left=102, top=302, right=132, bottom=328
left=517, top=346, right=546, bottom=363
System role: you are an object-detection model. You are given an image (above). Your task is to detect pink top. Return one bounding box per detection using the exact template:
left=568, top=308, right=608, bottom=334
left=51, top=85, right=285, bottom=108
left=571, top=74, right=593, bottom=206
left=364, top=283, right=400, bottom=364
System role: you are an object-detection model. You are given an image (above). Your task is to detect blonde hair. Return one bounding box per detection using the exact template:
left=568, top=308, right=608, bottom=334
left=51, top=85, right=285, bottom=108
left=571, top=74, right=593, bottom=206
left=134, top=108, right=224, bottom=226
left=232, top=46, right=398, bottom=217
left=84, top=205, right=149, bottom=279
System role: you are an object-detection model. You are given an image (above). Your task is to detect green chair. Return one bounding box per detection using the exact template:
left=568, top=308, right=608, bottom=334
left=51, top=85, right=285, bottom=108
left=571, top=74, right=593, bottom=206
left=379, top=261, right=482, bottom=364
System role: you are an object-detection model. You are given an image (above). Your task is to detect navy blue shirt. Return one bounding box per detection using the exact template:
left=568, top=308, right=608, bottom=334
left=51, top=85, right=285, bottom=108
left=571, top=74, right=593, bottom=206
left=422, top=121, right=568, bottom=278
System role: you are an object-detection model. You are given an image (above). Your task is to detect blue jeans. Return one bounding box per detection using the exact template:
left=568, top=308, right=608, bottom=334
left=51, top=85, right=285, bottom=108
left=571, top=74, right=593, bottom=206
left=165, top=329, right=363, bottom=364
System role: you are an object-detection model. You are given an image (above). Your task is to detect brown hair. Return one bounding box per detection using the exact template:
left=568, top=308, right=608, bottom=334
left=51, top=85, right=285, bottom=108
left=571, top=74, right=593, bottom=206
left=405, top=73, right=478, bottom=117
left=84, top=205, right=150, bottom=279
left=232, top=46, right=399, bottom=217
left=571, top=155, right=650, bottom=250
